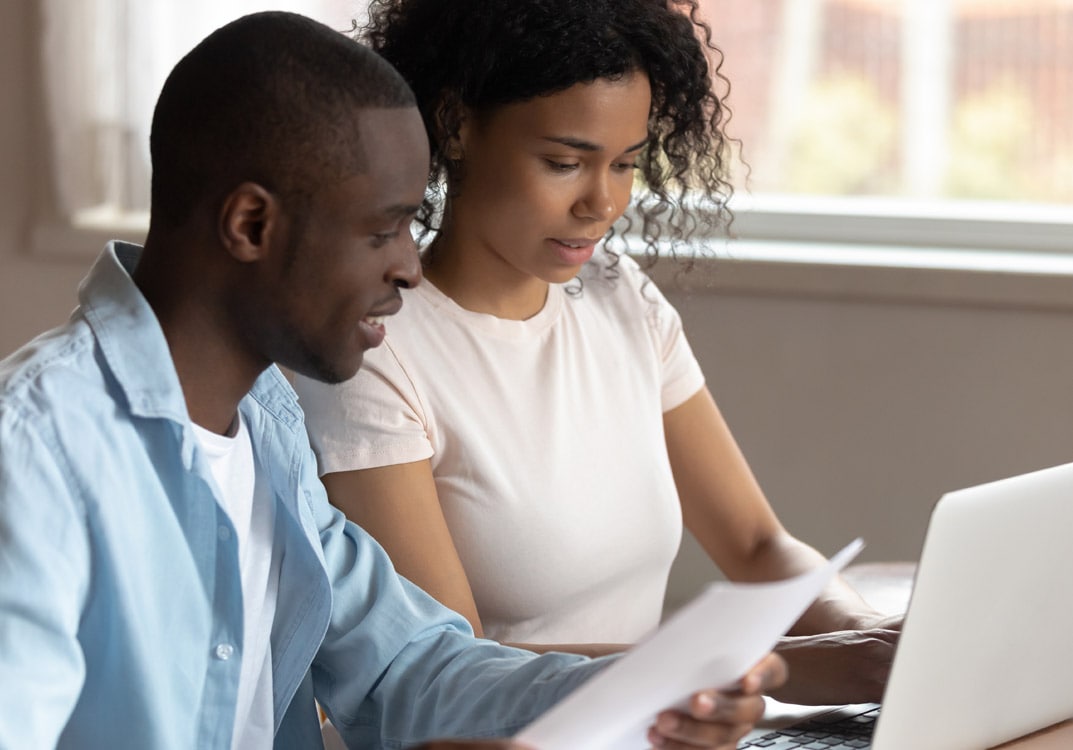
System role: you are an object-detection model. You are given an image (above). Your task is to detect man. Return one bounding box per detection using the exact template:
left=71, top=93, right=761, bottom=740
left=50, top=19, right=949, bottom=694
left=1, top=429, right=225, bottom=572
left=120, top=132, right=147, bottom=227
left=0, top=11, right=785, bottom=749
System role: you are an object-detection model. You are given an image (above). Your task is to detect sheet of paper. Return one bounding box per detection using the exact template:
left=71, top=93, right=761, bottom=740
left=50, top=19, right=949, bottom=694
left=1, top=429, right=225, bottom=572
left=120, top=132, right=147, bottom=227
left=516, top=538, right=865, bottom=750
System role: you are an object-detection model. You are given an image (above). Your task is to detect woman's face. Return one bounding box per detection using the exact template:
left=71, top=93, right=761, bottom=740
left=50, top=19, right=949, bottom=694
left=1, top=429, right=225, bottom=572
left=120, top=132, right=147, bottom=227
left=446, top=71, right=652, bottom=288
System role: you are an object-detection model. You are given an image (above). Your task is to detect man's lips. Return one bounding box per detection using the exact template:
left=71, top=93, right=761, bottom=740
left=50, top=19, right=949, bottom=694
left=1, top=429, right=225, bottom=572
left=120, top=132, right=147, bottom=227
left=364, top=296, right=403, bottom=323
left=359, top=296, right=403, bottom=348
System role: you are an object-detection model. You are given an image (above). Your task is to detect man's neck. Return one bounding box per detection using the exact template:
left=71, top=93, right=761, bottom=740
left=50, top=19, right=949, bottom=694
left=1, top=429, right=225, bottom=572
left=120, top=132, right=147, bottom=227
left=134, top=240, right=266, bottom=436
left=163, top=309, right=264, bottom=436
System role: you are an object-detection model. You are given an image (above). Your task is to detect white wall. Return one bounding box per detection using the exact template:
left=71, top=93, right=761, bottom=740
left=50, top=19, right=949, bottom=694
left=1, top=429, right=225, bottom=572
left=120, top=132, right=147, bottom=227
left=0, top=0, right=96, bottom=357
left=4, top=1, right=1072, bottom=614
left=661, top=267, right=1073, bottom=610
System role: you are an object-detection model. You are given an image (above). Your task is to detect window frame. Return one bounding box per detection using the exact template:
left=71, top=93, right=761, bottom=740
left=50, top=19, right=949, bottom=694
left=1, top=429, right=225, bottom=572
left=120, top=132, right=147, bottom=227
left=31, top=0, right=1073, bottom=315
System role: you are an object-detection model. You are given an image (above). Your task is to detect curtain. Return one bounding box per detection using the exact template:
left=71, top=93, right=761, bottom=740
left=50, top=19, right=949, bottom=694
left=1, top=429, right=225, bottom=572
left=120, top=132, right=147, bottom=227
left=40, top=0, right=363, bottom=225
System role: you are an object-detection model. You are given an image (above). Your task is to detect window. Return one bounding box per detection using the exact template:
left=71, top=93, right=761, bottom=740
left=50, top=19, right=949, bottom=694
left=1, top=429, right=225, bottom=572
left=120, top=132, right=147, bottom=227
left=34, top=0, right=361, bottom=257
left=35, top=0, right=1073, bottom=264
left=699, top=0, right=1073, bottom=255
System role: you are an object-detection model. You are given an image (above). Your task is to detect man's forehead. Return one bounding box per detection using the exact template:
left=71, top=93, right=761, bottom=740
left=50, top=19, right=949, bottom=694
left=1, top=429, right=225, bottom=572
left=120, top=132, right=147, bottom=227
left=354, top=106, right=429, bottom=183
left=355, top=106, right=427, bottom=144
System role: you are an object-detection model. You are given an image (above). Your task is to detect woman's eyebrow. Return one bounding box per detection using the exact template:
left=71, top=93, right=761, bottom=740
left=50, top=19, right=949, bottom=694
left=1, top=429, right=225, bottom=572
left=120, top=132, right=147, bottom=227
left=541, top=135, right=649, bottom=153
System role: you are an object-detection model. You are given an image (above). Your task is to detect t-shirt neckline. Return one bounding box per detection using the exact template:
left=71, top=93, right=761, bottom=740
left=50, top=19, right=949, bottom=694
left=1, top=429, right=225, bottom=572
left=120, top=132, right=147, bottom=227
left=411, top=277, right=565, bottom=340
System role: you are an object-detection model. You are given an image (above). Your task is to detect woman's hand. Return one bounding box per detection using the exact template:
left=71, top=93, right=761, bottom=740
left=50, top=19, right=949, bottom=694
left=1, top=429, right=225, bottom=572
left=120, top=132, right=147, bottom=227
left=770, top=625, right=900, bottom=705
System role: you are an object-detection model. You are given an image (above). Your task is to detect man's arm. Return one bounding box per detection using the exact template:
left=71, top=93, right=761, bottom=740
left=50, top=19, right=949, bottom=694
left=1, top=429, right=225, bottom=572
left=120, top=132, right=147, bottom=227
left=0, top=408, right=90, bottom=748
left=306, top=477, right=606, bottom=747
left=305, top=468, right=786, bottom=748
left=409, top=650, right=785, bottom=750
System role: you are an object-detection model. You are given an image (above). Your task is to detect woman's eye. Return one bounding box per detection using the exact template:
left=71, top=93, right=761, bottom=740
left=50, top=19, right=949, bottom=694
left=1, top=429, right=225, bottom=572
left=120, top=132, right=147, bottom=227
left=545, top=159, right=579, bottom=172
left=613, top=161, right=639, bottom=172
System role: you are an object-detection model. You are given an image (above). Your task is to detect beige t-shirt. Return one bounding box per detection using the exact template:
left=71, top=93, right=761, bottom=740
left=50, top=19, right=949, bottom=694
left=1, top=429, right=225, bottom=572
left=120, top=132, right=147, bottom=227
left=295, top=252, right=705, bottom=644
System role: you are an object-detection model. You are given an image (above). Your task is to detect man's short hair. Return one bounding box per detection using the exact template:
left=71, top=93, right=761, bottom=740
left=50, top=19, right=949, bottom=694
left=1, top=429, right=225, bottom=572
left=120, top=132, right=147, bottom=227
left=149, top=11, right=415, bottom=228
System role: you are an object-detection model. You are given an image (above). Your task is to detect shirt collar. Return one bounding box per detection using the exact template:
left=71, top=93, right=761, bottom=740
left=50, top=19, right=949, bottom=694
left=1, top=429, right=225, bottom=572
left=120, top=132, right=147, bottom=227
left=78, top=241, right=305, bottom=437
left=79, top=241, right=191, bottom=425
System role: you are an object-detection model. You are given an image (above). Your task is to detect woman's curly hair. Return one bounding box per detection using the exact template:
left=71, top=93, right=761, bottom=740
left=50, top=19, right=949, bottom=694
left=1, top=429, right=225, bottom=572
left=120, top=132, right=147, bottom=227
left=359, top=0, right=734, bottom=268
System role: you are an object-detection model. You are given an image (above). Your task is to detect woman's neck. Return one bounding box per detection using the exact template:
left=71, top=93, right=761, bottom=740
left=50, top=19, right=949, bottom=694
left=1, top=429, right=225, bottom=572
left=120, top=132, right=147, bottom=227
left=423, top=236, right=549, bottom=321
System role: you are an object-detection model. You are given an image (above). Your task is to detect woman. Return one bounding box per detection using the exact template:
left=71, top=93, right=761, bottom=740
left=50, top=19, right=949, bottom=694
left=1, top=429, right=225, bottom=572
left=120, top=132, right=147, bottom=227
left=294, top=0, right=899, bottom=705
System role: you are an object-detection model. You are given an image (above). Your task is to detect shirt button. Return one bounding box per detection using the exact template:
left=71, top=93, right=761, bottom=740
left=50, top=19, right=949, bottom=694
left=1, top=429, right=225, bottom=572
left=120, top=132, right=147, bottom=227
left=217, top=525, right=230, bottom=542
left=214, top=643, right=234, bottom=661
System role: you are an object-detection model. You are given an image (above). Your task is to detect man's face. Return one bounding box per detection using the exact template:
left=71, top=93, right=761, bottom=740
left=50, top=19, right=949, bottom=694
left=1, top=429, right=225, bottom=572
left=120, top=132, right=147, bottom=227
left=258, top=106, right=429, bottom=383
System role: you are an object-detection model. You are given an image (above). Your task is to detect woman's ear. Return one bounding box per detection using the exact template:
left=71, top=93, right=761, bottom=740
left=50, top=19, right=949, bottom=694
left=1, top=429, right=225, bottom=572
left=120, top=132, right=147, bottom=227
left=218, top=182, right=278, bottom=263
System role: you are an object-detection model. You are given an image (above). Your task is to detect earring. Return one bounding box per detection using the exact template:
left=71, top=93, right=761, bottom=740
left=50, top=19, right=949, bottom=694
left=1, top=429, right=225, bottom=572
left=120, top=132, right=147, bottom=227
left=443, top=137, right=463, bottom=162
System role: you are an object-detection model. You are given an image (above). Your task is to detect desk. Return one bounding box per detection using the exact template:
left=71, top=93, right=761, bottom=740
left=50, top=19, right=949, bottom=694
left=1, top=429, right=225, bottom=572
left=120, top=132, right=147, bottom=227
left=839, top=563, right=1073, bottom=749
left=993, top=721, right=1073, bottom=749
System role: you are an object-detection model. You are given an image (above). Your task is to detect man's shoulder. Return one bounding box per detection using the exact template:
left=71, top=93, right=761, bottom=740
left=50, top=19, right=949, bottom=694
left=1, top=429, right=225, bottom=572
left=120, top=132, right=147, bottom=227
left=0, top=319, right=120, bottom=501
left=0, top=318, right=105, bottom=421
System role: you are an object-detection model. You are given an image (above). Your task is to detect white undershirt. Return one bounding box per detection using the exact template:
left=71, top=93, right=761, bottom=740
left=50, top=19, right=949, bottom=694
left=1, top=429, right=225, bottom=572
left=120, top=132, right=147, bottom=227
left=193, top=415, right=280, bottom=750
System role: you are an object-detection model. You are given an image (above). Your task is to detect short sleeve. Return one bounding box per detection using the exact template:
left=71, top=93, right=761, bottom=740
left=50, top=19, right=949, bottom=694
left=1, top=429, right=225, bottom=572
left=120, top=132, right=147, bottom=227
left=294, top=340, right=434, bottom=476
left=651, top=286, right=705, bottom=411
left=621, top=257, right=706, bottom=412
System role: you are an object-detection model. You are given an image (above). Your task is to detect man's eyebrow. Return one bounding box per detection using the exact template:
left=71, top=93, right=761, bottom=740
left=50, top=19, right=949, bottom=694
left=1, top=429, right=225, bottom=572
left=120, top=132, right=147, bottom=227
left=542, top=135, right=650, bottom=153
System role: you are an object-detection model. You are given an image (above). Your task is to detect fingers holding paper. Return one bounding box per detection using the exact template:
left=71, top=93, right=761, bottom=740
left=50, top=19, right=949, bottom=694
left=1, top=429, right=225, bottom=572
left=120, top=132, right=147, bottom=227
left=646, top=652, right=788, bottom=749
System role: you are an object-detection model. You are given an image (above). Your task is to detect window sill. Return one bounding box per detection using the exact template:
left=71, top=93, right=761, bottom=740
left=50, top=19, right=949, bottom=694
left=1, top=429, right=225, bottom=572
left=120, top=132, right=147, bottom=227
left=30, top=210, right=148, bottom=261
left=30, top=215, right=1073, bottom=313
left=645, top=240, right=1073, bottom=313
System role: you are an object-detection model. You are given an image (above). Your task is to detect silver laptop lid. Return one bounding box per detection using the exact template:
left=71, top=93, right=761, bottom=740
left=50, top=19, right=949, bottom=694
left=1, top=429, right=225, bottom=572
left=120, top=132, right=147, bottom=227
left=874, top=461, right=1073, bottom=749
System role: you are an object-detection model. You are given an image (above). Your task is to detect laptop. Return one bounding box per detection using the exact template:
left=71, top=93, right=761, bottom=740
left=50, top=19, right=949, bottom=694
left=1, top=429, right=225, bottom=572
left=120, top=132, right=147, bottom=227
left=740, top=461, right=1073, bottom=749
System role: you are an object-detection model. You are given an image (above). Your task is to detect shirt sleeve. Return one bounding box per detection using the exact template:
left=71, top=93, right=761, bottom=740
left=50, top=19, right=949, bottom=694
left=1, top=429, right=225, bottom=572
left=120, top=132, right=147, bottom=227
left=301, top=458, right=610, bottom=747
left=294, top=339, right=434, bottom=476
left=0, top=404, right=90, bottom=749
left=621, top=256, right=706, bottom=412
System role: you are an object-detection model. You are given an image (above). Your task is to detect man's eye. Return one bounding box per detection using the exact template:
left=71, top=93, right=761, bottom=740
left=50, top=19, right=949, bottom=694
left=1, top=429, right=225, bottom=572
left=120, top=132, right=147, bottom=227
left=371, top=232, right=398, bottom=247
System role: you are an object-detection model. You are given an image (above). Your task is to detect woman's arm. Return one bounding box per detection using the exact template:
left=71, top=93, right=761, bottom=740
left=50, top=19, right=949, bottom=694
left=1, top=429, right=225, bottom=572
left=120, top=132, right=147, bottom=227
left=323, top=460, right=486, bottom=634
left=321, top=461, right=630, bottom=658
left=663, top=386, right=888, bottom=630
left=664, top=386, right=900, bottom=704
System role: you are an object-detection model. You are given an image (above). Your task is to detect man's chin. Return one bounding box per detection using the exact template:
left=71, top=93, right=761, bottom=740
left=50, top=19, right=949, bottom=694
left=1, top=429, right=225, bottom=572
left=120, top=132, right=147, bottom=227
left=289, top=352, right=363, bottom=385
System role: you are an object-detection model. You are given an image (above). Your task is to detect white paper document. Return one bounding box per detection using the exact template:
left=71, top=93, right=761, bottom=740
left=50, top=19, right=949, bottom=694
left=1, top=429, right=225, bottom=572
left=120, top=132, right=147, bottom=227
left=516, top=538, right=865, bottom=750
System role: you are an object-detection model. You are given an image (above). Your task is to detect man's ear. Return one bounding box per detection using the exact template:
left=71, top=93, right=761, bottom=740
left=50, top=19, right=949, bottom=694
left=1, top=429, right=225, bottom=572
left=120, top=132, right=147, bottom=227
left=218, top=182, right=278, bottom=263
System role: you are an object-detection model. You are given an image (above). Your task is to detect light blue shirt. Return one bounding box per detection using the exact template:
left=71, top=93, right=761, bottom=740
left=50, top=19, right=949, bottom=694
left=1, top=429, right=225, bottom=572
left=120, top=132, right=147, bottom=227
left=0, top=242, right=604, bottom=749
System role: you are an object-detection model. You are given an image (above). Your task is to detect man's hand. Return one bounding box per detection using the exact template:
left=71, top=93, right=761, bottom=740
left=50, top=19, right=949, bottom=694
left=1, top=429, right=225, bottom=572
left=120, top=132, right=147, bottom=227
left=646, top=652, right=788, bottom=749
left=770, top=624, right=901, bottom=705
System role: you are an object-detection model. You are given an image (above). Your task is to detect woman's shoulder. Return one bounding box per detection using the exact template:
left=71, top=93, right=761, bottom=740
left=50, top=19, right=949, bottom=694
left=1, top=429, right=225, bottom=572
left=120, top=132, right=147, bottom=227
left=580, top=246, right=666, bottom=306
left=377, top=284, right=444, bottom=339
left=583, top=245, right=644, bottom=275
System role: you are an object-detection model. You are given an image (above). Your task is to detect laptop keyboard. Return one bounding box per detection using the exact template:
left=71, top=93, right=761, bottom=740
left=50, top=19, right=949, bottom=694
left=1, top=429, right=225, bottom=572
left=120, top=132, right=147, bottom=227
left=738, top=705, right=880, bottom=749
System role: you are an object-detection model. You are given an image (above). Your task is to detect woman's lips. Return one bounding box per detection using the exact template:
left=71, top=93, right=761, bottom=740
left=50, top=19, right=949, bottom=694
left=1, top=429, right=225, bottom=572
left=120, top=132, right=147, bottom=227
left=550, top=237, right=598, bottom=265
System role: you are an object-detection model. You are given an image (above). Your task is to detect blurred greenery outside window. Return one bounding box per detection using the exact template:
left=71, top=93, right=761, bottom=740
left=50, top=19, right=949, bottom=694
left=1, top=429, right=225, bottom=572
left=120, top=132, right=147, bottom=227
left=671, top=0, right=1073, bottom=256
left=37, top=0, right=1071, bottom=262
